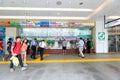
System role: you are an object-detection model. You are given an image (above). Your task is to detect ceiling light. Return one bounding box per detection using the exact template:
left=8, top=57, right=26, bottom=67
left=0, top=16, right=88, bottom=20
left=107, top=16, right=120, bottom=19
left=0, top=7, right=93, bottom=12
left=79, top=2, right=83, bottom=5
left=56, top=1, right=62, bottom=5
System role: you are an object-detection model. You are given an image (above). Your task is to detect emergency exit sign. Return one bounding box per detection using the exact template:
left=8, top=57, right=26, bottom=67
left=98, top=32, right=105, bottom=40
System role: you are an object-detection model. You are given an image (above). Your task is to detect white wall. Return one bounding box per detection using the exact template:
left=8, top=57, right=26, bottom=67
left=6, top=27, right=17, bottom=40
left=95, top=19, right=108, bottom=53
left=5, top=27, right=17, bottom=54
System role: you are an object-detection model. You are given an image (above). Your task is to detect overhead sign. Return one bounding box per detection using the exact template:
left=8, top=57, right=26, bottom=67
left=0, top=20, right=95, bottom=27
left=105, top=18, right=120, bottom=28
left=98, top=32, right=105, bottom=40
left=20, top=28, right=92, bottom=38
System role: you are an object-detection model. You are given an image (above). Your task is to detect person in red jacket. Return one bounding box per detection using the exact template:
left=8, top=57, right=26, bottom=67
left=10, top=36, right=27, bottom=72
left=0, top=39, right=4, bottom=61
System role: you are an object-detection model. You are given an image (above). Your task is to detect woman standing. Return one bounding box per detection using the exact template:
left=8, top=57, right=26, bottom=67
left=21, top=39, right=28, bottom=66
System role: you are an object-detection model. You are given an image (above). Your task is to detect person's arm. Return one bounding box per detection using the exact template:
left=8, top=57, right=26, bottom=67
left=11, top=43, right=16, bottom=56
left=44, top=42, right=46, bottom=48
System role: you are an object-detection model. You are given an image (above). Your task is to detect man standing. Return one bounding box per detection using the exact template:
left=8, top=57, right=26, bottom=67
left=30, top=38, right=38, bottom=59
left=86, top=38, right=91, bottom=53
left=78, top=38, right=85, bottom=58
left=39, top=40, right=46, bottom=61
left=62, top=39, right=67, bottom=55
left=6, top=38, right=13, bottom=61
left=10, top=36, right=27, bottom=72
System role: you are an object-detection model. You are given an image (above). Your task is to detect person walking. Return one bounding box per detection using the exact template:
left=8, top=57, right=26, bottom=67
left=78, top=38, right=85, bottom=58
left=38, top=40, right=46, bottom=61
left=21, top=39, right=28, bottom=66
left=10, top=36, right=27, bottom=72
left=62, top=39, right=67, bottom=55
left=30, top=38, right=38, bottom=59
left=5, top=38, right=13, bottom=61
left=0, top=39, right=5, bottom=61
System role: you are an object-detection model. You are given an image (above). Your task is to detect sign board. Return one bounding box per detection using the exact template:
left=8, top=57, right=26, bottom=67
left=105, top=18, right=120, bottom=28
left=20, top=28, right=92, bottom=39
left=98, top=32, right=105, bottom=40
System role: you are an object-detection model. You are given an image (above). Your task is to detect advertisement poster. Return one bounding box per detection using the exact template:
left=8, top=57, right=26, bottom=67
left=0, top=28, right=5, bottom=38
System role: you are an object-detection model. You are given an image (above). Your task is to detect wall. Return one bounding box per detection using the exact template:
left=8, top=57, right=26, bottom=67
left=6, top=27, right=18, bottom=40
left=95, top=19, right=108, bottom=53
left=5, top=27, right=17, bottom=54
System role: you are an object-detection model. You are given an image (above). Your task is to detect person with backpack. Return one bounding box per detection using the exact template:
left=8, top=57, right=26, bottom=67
left=10, top=36, right=27, bottom=72
left=21, top=39, right=28, bottom=66
left=5, top=38, right=13, bottom=61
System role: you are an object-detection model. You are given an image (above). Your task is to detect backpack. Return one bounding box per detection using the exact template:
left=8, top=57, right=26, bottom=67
left=12, top=42, right=16, bottom=51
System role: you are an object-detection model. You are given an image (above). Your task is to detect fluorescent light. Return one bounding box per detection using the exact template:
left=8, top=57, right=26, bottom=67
left=107, top=16, right=120, bottom=19
left=0, top=16, right=88, bottom=20
left=0, top=7, right=93, bottom=12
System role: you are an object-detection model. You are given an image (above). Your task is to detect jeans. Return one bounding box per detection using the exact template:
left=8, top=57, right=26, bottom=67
left=0, top=50, right=5, bottom=59
left=10, top=55, right=23, bottom=68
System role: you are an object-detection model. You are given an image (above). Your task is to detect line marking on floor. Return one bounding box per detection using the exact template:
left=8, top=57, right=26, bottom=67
left=0, top=58, right=120, bottom=64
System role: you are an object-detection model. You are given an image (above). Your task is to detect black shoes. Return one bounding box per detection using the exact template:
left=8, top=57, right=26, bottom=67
left=41, top=58, right=43, bottom=61
left=31, top=56, right=37, bottom=59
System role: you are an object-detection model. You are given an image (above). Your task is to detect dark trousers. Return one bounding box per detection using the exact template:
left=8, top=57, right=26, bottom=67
left=31, top=46, right=36, bottom=59
left=6, top=49, right=12, bottom=60
left=87, top=47, right=91, bottom=53
left=39, top=48, right=44, bottom=59
left=10, top=55, right=23, bottom=68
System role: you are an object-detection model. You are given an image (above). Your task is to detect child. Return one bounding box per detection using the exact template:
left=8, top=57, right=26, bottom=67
left=21, top=39, right=28, bottom=66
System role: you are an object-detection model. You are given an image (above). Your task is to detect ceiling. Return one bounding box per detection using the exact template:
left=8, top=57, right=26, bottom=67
left=0, top=0, right=119, bottom=22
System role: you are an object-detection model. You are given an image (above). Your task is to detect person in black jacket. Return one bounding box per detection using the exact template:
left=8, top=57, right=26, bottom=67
left=86, top=38, right=91, bottom=53
left=5, top=38, right=13, bottom=61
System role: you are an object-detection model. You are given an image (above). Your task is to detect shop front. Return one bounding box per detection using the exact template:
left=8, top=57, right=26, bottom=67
left=0, top=20, right=95, bottom=54
left=19, top=27, right=94, bottom=54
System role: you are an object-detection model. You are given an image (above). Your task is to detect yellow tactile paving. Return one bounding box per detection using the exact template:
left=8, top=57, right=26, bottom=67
left=0, top=58, right=120, bottom=64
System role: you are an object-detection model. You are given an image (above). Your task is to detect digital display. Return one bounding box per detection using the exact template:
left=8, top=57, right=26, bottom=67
left=105, top=18, right=120, bottom=28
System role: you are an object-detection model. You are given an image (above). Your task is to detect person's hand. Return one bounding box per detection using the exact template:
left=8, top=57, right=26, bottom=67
left=13, top=53, right=17, bottom=56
